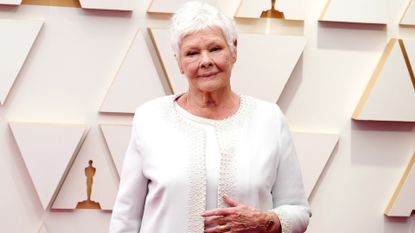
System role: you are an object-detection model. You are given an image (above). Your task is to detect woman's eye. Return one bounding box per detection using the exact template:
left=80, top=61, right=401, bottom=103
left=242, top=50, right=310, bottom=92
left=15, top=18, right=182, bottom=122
left=186, top=51, right=198, bottom=56
left=210, top=47, right=221, bottom=52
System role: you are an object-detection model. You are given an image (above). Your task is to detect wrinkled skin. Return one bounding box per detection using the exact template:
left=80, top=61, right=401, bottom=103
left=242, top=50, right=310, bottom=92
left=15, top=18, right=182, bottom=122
left=202, top=195, right=281, bottom=233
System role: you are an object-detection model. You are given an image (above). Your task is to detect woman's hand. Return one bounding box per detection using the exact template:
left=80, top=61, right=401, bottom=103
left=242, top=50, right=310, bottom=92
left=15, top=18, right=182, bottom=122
left=202, top=195, right=281, bottom=233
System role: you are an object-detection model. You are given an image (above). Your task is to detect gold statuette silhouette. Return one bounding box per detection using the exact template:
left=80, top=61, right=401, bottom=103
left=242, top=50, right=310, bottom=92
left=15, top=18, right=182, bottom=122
left=76, top=160, right=101, bottom=209
left=260, top=0, right=285, bottom=19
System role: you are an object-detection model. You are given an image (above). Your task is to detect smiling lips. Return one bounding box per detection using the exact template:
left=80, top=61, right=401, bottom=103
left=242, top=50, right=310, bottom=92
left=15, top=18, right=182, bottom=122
left=199, top=71, right=218, bottom=78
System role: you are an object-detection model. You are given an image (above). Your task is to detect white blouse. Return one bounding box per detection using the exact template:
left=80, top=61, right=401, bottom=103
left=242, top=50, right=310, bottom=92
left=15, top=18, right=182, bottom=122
left=109, top=94, right=311, bottom=233
left=175, top=101, right=221, bottom=210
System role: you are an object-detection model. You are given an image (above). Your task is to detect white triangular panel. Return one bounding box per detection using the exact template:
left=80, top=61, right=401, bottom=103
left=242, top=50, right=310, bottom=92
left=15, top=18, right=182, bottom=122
left=0, top=0, right=21, bottom=4
left=37, top=224, right=48, bottom=233
left=79, top=0, right=134, bottom=11
left=292, top=132, right=339, bottom=197
left=0, top=19, right=43, bottom=105
left=232, top=34, right=305, bottom=102
left=403, top=38, right=415, bottom=73
left=385, top=154, right=415, bottom=217
left=320, top=0, right=388, bottom=24
left=401, top=0, right=415, bottom=25
left=9, top=122, right=87, bottom=210
left=148, top=0, right=219, bottom=13
left=52, top=129, right=119, bottom=210
left=149, top=28, right=187, bottom=94
left=356, top=40, right=415, bottom=122
left=236, top=0, right=304, bottom=20
left=150, top=28, right=305, bottom=102
left=100, top=124, right=132, bottom=176
left=100, top=30, right=165, bottom=114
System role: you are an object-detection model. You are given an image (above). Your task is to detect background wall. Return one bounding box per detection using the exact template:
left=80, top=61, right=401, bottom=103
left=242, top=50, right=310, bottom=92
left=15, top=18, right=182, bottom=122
left=0, top=0, right=415, bottom=232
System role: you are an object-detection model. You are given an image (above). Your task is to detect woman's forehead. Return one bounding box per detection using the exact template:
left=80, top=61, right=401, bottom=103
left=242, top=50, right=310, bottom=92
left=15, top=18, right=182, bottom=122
left=181, top=27, right=226, bottom=44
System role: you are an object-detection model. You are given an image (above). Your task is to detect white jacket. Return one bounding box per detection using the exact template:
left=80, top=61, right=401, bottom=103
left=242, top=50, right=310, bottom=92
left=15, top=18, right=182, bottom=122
left=109, top=94, right=311, bottom=233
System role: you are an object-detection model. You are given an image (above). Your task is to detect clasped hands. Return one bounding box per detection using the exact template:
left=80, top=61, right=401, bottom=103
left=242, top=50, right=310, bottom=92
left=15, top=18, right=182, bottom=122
left=202, top=194, right=280, bottom=233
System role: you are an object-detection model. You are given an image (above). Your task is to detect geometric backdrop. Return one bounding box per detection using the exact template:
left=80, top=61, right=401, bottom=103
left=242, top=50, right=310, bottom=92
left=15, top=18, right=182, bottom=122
left=100, top=30, right=165, bottom=114
left=400, top=0, right=415, bottom=25
left=1, top=0, right=415, bottom=232
left=353, top=39, right=415, bottom=122
left=9, top=122, right=87, bottom=210
left=0, top=19, right=43, bottom=105
left=235, top=0, right=305, bottom=20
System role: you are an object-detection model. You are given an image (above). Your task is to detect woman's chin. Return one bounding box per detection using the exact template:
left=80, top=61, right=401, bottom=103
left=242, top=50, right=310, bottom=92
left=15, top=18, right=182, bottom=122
left=192, top=77, right=229, bottom=92
left=196, top=83, right=228, bottom=93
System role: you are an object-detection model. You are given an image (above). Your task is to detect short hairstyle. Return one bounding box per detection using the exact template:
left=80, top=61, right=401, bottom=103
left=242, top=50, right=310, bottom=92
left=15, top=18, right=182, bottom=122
left=170, top=1, right=237, bottom=59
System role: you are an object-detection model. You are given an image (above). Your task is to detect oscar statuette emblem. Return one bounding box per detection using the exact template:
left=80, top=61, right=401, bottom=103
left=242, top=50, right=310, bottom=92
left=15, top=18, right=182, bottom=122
left=260, top=0, right=285, bottom=19
left=76, top=160, right=101, bottom=209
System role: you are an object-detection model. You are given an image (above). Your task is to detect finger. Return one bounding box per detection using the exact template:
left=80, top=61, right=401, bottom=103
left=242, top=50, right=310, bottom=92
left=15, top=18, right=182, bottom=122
left=204, top=223, right=230, bottom=233
left=202, top=208, right=235, bottom=217
left=204, top=216, right=229, bottom=226
left=223, top=194, right=238, bottom=207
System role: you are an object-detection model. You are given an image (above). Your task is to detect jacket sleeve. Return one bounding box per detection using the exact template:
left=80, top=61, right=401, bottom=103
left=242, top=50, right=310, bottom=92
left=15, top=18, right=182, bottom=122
left=271, top=108, right=311, bottom=233
left=109, top=113, right=148, bottom=233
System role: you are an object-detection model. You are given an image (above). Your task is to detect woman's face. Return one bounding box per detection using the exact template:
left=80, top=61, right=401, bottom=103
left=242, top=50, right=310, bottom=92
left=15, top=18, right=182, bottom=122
left=178, top=27, right=237, bottom=94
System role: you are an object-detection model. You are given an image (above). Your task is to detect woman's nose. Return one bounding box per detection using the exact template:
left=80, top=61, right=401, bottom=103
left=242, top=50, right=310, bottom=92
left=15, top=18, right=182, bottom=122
left=200, top=51, right=213, bottom=68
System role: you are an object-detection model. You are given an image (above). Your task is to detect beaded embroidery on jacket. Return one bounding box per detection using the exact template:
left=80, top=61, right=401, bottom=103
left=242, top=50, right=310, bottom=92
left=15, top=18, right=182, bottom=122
left=168, top=94, right=256, bottom=232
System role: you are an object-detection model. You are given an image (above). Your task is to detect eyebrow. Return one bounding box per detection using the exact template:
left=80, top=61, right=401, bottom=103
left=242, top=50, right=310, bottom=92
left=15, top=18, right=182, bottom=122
left=182, top=40, right=224, bottom=51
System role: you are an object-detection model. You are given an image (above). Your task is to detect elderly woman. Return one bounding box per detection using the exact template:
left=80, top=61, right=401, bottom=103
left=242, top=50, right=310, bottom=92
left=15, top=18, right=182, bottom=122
left=109, top=1, right=310, bottom=233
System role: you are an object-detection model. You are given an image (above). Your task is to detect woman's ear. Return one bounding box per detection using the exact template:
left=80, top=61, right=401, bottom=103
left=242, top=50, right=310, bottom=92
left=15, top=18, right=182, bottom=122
left=231, top=40, right=238, bottom=63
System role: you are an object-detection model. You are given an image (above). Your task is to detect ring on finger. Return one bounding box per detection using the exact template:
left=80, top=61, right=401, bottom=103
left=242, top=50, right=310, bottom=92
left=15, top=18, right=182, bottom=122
left=218, top=224, right=226, bottom=231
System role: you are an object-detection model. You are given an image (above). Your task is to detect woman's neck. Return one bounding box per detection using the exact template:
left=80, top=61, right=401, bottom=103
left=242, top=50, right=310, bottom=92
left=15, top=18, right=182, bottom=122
left=177, top=89, right=240, bottom=120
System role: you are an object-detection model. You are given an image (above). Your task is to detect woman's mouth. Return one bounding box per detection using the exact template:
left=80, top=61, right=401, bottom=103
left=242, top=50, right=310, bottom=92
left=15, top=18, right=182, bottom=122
left=199, top=72, right=218, bottom=78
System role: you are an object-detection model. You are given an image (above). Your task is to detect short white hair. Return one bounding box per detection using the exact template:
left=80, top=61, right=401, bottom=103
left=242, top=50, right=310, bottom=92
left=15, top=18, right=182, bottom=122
left=170, top=1, right=237, bottom=59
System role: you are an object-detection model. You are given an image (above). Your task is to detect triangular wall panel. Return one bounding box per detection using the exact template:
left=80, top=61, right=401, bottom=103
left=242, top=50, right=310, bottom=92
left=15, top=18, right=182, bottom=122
left=79, top=0, right=134, bottom=10
left=292, top=132, right=339, bottom=197
left=149, top=28, right=306, bottom=102
left=52, top=128, right=119, bottom=210
left=148, top=0, right=219, bottom=13
left=385, top=153, right=415, bottom=217
left=400, top=0, right=415, bottom=26
left=0, top=19, right=43, bottom=105
left=37, top=224, right=48, bottom=233
left=21, top=0, right=80, bottom=7
left=101, top=125, right=340, bottom=197
left=9, top=122, right=87, bottom=210
left=100, top=124, right=132, bottom=177
left=403, top=38, right=415, bottom=75
left=319, top=0, right=388, bottom=24
left=0, top=0, right=21, bottom=4
left=353, top=39, right=415, bottom=122
left=236, top=0, right=304, bottom=20
left=100, top=30, right=165, bottom=114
